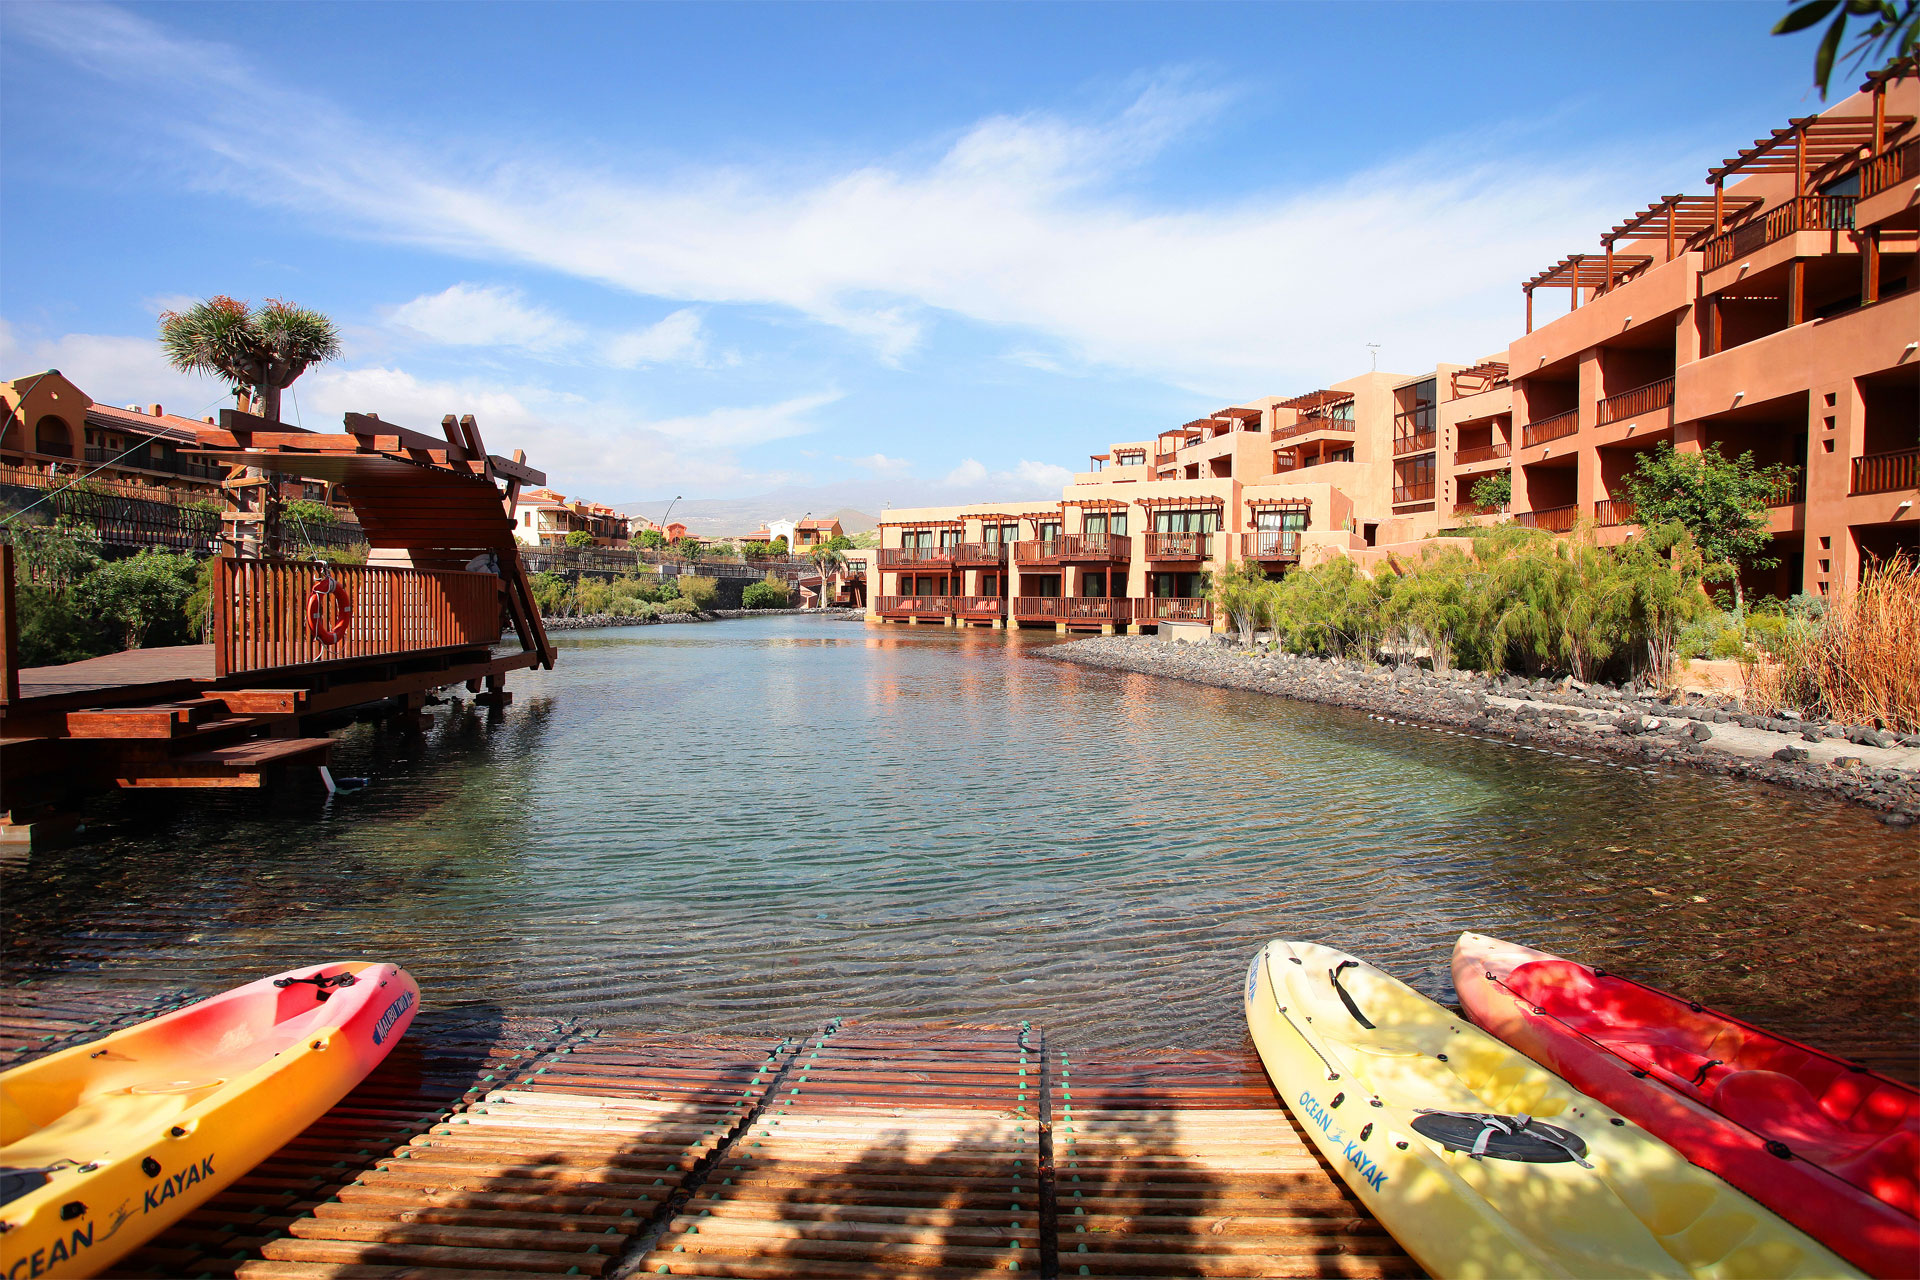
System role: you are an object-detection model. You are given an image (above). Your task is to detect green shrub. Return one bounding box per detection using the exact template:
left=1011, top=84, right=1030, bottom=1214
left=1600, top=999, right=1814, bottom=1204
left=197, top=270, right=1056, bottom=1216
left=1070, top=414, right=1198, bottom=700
left=742, top=580, right=789, bottom=609
left=530, top=571, right=573, bottom=616
left=565, top=529, right=594, bottom=548
left=676, top=575, right=718, bottom=610
left=659, top=597, right=699, bottom=614
left=1468, top=471, right=1511, bottom=512
left=282, top=498, right=337, bottom=526
left=634, top=529, right=667, bottom=550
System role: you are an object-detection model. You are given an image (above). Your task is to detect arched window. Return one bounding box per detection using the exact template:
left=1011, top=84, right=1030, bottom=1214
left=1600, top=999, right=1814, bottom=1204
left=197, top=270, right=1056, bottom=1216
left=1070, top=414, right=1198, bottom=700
left=34, top=415, right=73, bottom=458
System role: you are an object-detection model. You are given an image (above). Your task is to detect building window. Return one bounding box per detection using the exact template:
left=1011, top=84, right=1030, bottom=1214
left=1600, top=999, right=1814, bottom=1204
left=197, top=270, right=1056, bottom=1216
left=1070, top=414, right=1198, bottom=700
left=1152, top=509, right=1218, bottom=534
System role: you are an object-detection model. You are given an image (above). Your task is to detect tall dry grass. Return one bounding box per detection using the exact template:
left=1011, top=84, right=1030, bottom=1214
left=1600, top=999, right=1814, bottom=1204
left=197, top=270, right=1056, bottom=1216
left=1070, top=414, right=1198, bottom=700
left=1751, top=554, right=1919, bottom=732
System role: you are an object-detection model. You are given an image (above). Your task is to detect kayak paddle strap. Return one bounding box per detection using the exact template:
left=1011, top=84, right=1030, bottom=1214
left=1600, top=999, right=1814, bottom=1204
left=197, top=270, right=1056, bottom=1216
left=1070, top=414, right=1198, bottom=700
left=1329, top=961, right=1375, bottom=1030
left=274, top=971, right=359, bottom=998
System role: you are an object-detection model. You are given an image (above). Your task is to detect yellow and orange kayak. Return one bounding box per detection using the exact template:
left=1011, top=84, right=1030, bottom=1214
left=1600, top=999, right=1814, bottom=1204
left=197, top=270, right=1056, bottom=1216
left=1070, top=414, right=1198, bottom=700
left=0, top=962, right=418, bottom=1278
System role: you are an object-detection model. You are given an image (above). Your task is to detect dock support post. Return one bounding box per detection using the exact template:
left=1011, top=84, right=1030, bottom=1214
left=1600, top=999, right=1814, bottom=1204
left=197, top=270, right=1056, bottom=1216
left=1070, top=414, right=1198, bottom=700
left=1126, top=623, right=1142, bottom=636
left=1055, top=623, right=1067, bottom=634
left=1101, top=623, right=1115, bottom=635
left=908, top=616, right=918, bottom=625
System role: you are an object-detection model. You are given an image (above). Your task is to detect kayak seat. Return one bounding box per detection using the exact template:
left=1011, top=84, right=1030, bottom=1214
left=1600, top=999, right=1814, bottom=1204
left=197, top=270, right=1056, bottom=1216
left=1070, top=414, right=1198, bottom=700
left=1827, top=1125, right=1919, bottom=1216
left=1712, top=1070, right=1886, bottom=1165
left=1, top=1086, right=209, bottom=1168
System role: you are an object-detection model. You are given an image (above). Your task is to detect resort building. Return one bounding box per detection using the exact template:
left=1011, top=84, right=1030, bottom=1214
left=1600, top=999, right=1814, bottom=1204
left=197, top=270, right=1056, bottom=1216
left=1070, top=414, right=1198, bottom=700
left=868, top=63, right=1918, bottom=629
left=2, top=371, right=227, bottom=501
left=513, top=489, right=631, bottom=547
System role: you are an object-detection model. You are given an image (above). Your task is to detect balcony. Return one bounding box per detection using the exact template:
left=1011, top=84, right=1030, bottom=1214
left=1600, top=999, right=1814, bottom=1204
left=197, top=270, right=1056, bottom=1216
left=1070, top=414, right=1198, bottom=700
left=1594, top=497, right=1637, bottom=528
left=876, top=594, right=954, bottom=617
left=1701, top=195, right=1856, bottom=272
left=1454, top=442, right=1511, bottom=468
left=1392, top=430, right=1436, bottom=457
left=1012, top=534, right=1130, bottom=565
left=1521, top=410, right=1579, bottom=449
left=1241, top=531, right=1302, bottom=562
left=1514, top=504, right=1579, bottom=533
left=878, top=545, right=957, bottom=569
left=1595, top=377, right=1674, bottom=427
left=86, top=445, right=223, bottom=482
left=1013, top=596, right=1130, bottom=624
left=1154, top=453, right=1176, bottom=468
left=1862, top=140, right=1920, bottom=198
left=213, top=561, right=500, bottom=676
left=1273, top=417, right=1356, bottom=443
left=1392, top=482, right=1436, bottom=505
left=1453, top=499, right=1504, bottom=517
left=952, top=541, right=1009, bottom=566
left=1853, top=447, right=1920, bottom=496
left=1142, top=597, right=1212, bottom=623
left=956, top=595, right=1006, bottom=617
left=1142, top=532, right=1211, bottom=561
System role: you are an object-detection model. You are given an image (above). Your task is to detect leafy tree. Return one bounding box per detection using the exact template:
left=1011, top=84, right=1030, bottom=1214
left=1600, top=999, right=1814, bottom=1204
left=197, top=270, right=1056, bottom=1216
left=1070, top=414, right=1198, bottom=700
left=1774, top=0, right=1918, bottom=96
left=159, top=296, right=342, bottom=423
left=807, top=541, right=848, bottom=608
left=11, top=516, right=103, bottom=590
left=74, top=549, right=200, bottom=650
left=282, top=498, right=337, bottom=526
left=634, top=528, right=667, bottom=550
left=1622, top=441, right=1796, bottom=613
left=565, top=529, right=595, bottom=548
left=742, top=577, right=790, bottom=609
left=671, top=537, right=706, bottom=563
left=1212, top=561, right=1270, bottom=646
left=1383, top=546, right=1475, bottom=672
left=529, top=571, right=572, bottom=616
left=1469, top=471, right=1512, bottom=513
left=676, top=574, right=718, bottom=611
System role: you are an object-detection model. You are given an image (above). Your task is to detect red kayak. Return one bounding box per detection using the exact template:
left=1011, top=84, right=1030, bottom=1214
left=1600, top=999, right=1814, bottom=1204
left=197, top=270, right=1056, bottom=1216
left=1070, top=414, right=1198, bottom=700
left=1453, top=932, right=1918, bottom=1279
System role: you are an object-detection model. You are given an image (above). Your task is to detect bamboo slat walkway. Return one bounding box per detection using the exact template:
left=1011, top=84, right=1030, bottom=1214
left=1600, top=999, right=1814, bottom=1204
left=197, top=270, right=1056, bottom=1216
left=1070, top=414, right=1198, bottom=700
left=0, top=984, right=1420, bottom=1279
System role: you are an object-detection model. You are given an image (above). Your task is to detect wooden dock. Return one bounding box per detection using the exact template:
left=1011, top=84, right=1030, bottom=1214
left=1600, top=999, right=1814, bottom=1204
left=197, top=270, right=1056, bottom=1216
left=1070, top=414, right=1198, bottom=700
left=0, top=985, right=1420, bottom=1279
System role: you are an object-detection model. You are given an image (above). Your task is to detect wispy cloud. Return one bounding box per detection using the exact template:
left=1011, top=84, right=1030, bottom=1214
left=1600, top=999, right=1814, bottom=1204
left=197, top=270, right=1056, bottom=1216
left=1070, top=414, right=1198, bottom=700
left=942, top=457, right=1073, bottom=496
left=10, top=4, right=1698, bottom=393
left=386, top=283, right=582, bottom=353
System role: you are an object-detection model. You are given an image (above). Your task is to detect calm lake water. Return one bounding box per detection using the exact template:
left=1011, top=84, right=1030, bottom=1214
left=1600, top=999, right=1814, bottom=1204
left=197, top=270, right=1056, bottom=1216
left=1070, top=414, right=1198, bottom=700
left=6, top=616, right=1916, bottom=1073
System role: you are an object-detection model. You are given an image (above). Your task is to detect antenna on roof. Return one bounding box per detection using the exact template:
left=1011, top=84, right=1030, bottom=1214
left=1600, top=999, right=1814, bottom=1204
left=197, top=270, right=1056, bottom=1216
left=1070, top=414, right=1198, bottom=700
left=1366, top=343, right=1381, bottom=372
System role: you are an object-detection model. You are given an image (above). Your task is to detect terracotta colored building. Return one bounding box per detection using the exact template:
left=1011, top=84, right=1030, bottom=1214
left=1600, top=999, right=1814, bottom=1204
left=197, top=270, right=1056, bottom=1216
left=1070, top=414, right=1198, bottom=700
left=868, top=66, right=1918, bottom=630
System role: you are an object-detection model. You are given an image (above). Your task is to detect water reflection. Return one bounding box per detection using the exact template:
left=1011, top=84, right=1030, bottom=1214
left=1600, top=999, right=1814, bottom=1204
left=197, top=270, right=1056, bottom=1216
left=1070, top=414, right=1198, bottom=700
left=4, top=617, right=1914, bottom=1077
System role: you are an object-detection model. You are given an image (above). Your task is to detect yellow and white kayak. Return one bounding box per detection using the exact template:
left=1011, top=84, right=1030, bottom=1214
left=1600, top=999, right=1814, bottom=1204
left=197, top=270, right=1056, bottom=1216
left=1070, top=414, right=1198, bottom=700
left=0, top=962, right=418, bottom=1278
left=1244, top=939, right=1860, bottom=1279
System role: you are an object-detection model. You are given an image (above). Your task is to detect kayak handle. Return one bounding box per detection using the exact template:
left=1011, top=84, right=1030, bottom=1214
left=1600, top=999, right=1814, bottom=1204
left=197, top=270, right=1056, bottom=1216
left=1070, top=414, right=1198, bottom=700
left=275, top=971, right=359, bottom=1000
left=1329, top=961, right=1376, bottom=1031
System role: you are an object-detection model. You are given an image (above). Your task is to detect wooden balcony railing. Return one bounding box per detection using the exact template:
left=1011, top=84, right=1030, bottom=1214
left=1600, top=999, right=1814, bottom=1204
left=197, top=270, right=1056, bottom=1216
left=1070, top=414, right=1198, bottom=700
left=1392, top=430, right=1436, bottom=456
left=1273, top=417, right=1356, bottom=443
left=1594, top=497, right=1637, bottom=528
left=1595, top=376, right=1674, bottom=427
left=1453, top=500, right=1503, bottom=517
left=1241, top=531, right=1302, bottom=561
left=1513, top=504, right=1579, bottom=533
left=1143, top=532, right=1211, bottom=560
left=1701, top=194, right=1857, bottom=271
left=1768, top=472, right=1806, bottom=506
left=1014, top=595, right=1135, bottom=622
left=1454, top=441, right=1511, bottom=467
left=1852, top=447, right=1920, bottom=496
left=1154, top=453, right=1176, bottom=468
left=213, top=559, right=501, bottom=677
left=1012, top=534, right=1130, bottom=564
left=878, top=545, right=956, bottom=568
left=1521, top=409, right=1579, bottom=449
left=1392, top=482, right=1436, bottom=504
left=952, top=541, right=1009, bottom=565
left=877, top=594, right=955, bottom=616
left=1862, top=140, right=1920, bottom=198
left=1143, top=597, right=1212, bottom=622
left=956, top=595, right=1006, bottom=616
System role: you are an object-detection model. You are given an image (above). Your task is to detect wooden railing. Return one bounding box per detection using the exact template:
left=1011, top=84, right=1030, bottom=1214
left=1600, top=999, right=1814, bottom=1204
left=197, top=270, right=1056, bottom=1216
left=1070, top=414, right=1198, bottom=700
left=1273, top=417, right=1356, bottom=442
left=1595, top=376, right=1674, bottom=427
left=1453, top=500, right=1503, bottom=517
left=1852, top=447, right=1920, bottom=496
left=1143, top=597, right=1212, bottom=622
left=1012, top=535, right=1129, bottom=564
left=1454, top=441, right=1511, bottom=466
left=1241, top=531, right=1302, bottom=560
left=1393, top=430, right=1436, bottom=456
left=956, top=595, right=1006, bottom=616
left=1154, top=453, right=1176, bottom=468
left=1015, top=596, right=1131, bottom=623
left=213, top=559, right=501, bottom=677
left=1701, top=195, right=1857, bottom=271
left=879, top=545, right=956, bottom=568
left=1594, top=497, right=1637, bottom=528
left=1392, top=482, right=1436, bottom=504
left=876, top=594, right=954, bottom=616
left=1521, top=409, right=1579, bottom=448
left=1768, top=472, right=1806, bottom=506
left=1862, top=140, right=1920, bottom=198
left=952, top=541, right=1009, bottom=565
left=1143, top=532, right=1211, bottom=559
left=1514, top=505, right=1579, bottom=533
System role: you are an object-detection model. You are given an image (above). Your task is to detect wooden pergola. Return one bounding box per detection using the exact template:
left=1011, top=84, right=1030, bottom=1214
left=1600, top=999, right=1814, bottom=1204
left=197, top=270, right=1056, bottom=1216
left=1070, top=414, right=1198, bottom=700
left=1061, top=497, right=1130, bottom=509
left=1212, top=407, right=1264, bottom=424
left=1707, top=111, right=1912, bottom=200
left=1274, top=390, right=1346, bottom=412
left=1602, top=193, right=1763, bottom=261
left=1449, top=360, right=1509, bottom=398
left=879, top=518, right=964, bottom=529
left=1136, top=495, right=1224, bottom=513
left=1246, top=496, right=1311, bottom=512
left=1523, top=252, right=1653, bottom=332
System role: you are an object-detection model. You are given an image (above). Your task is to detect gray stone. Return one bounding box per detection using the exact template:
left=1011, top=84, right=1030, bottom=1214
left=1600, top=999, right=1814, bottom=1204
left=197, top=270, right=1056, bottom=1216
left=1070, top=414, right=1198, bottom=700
left=1773, top=746, right=1810, bottom=763
left=1801, top=729, right=1824, bottom=743
left=1687, top=722, right=1713, bottom=741
left=1833, top=756, right=1864, bottom=769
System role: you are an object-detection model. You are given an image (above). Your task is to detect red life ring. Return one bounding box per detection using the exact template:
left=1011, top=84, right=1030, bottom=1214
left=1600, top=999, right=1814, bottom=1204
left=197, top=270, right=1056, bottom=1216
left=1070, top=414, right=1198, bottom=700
left=307, top=574, right=352, bottom=645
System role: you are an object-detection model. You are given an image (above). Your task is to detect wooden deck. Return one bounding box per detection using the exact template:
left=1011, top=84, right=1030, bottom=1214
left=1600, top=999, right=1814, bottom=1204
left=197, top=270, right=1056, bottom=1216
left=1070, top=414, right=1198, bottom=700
left=1, top=985, right=1419, bottom=1279
left=13, top=644, right=214, bottom=702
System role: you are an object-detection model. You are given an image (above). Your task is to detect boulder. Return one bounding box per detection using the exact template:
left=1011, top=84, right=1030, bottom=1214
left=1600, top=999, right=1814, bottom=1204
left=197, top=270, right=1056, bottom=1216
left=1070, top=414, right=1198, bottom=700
left=1687, top=722, right=1713, bottom=742
left=1772, top=746, right=1810, bottom=763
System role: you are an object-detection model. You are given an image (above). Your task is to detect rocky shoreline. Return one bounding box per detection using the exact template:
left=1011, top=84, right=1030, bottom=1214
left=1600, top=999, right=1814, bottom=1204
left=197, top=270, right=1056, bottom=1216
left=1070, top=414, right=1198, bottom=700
left=541, top=607, right=859, bottom=630
left=1038, top=636, right=1920, bottom=824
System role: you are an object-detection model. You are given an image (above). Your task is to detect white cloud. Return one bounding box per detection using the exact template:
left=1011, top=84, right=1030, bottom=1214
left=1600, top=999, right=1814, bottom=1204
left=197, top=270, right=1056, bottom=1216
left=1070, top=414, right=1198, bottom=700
left=939, top=457, right=1072, bottom=499
left=604, top=308, right=707, bottom=368
left=9, top=5, right=1697, bottom=394
left=386, top=283, right=581, bottom=352
left=0, top=320, right=229, bottom=417
left=848, top=452, right=914, bottom=476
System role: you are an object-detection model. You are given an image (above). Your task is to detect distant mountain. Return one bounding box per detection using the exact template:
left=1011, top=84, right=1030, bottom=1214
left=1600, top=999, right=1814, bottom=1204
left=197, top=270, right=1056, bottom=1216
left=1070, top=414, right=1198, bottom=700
left=616, top=473, right=1065, bottom=537
left=615, top=487, right=880, bottom=538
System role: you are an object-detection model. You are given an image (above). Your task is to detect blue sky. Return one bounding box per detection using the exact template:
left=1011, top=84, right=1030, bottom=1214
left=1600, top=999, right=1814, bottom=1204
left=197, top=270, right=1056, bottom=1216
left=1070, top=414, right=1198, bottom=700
left=0, top=2, right=1825, bottom=506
